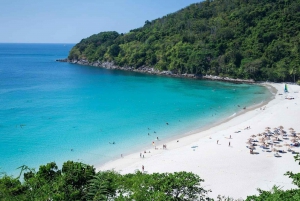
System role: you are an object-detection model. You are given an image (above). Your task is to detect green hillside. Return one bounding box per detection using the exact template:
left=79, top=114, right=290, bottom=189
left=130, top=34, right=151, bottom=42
left=68, top=0, right=300, bottom=82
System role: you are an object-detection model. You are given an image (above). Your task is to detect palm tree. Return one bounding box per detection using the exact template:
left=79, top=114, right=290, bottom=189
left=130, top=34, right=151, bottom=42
left=289, top=66, right=297, bottom=83
left=84, top=173, right=108, bottom=201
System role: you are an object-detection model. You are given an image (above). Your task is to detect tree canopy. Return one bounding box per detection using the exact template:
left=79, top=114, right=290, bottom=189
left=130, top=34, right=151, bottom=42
left=0, top=161, right=211, bottom=200
left=2, top=155, right=300, bottom=200
left=68, top=0, right=300, bottom=82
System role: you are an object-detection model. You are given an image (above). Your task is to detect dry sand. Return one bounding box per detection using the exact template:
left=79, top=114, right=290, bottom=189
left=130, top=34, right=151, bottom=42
left=97, top=83, right=300, bottom=199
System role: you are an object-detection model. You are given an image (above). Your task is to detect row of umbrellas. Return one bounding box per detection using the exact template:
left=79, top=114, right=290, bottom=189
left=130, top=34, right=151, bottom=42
left=246, top=126, right=299, bottom=155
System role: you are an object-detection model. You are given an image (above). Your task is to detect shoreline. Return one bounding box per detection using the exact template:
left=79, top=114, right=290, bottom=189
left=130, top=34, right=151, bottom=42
left=93, top=83, right=275, bottom=169
left=97, top=83, right=300, bottom=199
left=96, top=83, right=275, bottom=168
left=56, top=59, right=255, bottom=84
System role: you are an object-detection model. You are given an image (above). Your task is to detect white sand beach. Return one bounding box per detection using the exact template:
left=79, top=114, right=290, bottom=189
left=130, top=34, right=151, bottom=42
left=97, top=83, right=300, bottom=199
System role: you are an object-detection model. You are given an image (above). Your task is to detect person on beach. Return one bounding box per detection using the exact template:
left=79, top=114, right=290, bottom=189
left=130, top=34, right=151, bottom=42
left=142, top=165, right=144, bottom=172
left=121, top=154, right=123, bottom=158
left=157, top=137, right=159, bottom=140
left=229, top=142, right=231, bottom=146
left=230, top=135, right=231, bottom=139
left=140, top=153, right=142, bottom=158
left=217, top=140, right=219, bottom=144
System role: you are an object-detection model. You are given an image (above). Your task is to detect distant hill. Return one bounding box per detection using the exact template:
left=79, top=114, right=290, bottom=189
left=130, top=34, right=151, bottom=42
left=68, top=0, right=300, bottom=82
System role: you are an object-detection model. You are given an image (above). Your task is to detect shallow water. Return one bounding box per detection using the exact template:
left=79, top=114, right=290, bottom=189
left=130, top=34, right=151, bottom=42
left=0, top=43, right=271, bottom=176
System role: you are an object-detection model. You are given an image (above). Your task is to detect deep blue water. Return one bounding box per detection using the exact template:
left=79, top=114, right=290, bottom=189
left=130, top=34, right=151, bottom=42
left=0, top=44, right=271, bottom=176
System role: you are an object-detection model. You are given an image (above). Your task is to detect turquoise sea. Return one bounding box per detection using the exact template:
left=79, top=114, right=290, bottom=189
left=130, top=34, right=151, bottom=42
left=0, top=44, right=271, bottom=176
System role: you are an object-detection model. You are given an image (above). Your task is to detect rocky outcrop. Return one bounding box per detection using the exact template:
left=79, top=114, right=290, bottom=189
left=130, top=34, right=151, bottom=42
left=56, top=59, right=255, bottom=84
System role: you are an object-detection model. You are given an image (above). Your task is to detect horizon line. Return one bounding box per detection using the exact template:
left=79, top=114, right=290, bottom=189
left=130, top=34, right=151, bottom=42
left=0, top=42, right=76, bottom=44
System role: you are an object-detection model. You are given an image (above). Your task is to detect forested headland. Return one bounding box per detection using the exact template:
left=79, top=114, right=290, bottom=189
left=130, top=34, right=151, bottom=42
left=67, top=0, right=300, bottom=83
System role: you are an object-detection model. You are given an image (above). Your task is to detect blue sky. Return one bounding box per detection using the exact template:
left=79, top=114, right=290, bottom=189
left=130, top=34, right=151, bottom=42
left=0, top=0, right=201, bottom=43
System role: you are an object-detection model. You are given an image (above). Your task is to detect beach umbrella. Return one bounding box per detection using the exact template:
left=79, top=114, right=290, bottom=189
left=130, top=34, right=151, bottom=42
left=258, top=133, right=263, bottom=136
left=289, top=128, right=294, bottom=130
left=251, top=135, right=256, bottom=137
left=279, top=126, right=284, bottom=129
left=265, top=127, right=271, bottom=129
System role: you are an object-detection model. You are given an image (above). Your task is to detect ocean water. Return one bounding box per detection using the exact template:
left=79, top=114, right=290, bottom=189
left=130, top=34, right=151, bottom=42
left=0, top=44, right=271, bottom=176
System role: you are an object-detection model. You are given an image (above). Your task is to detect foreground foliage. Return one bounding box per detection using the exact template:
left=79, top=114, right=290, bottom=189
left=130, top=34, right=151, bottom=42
left=0, top=161, right=211, bottom=200
left=68, top=0, right=300, bottom=82
left=2, top=155, right=300, bottom=200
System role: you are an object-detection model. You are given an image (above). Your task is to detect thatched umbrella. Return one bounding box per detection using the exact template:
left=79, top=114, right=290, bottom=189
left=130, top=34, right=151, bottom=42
left=258, top=133, right=263, bottom=136
left=248, top=145, right=254, bottom=149
left=284, top=143, right=290, bottom=149
left=251, top=135, right=256, bottom=138
left=279, top=126, right=284, bottom=129
left=266, top=127, right=271, bottom=129
left=289, top=128, right=294, bottom=130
